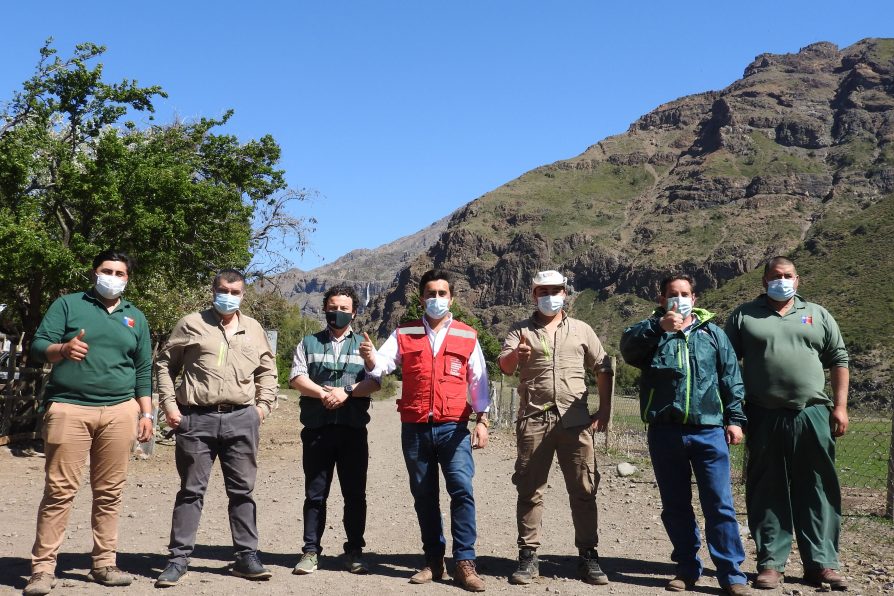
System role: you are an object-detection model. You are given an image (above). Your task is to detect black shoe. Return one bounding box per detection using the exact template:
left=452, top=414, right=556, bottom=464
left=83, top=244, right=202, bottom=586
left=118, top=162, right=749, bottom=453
left=231, top=551, right=272, bottom=580
left=509, top=548, right=539, bottom=585
left=155, top=562, right=188, bottom=588
left=578, top=549, right=609, bottom=585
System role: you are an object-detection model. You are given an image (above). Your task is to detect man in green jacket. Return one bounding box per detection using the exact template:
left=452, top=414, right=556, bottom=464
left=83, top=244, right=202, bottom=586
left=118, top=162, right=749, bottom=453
left=621, top=274, right=750, bottom=596
left=25, top=250, right=154, bottom=596
left=725, top=256, right=849, bottom=591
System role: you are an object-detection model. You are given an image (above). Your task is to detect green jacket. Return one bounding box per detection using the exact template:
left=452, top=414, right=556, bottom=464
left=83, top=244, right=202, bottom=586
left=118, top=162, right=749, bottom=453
left=620, top=307, right=746, bottom=428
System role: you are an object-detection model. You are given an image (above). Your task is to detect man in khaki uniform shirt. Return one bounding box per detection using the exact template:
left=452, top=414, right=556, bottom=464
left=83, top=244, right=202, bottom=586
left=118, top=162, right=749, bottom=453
left=499, top=270, right=613, bottom=587
left=155, top=269, right=278, bottom=587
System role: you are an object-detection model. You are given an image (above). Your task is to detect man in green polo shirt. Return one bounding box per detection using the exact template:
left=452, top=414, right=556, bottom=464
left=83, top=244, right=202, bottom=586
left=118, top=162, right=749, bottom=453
left=288, top=285, right=380, bottom=576
left=25, top=250, right=154, bottom=596
left=725, top=256, right=849, bottom=591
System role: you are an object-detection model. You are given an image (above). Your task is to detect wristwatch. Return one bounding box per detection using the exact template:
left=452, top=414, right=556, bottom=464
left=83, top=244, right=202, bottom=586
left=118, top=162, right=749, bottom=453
left=344, top=384, right=355, bottom=397
left=476, top=415, right=490, bottom=429
left=140, top=412, right=155, bottom=422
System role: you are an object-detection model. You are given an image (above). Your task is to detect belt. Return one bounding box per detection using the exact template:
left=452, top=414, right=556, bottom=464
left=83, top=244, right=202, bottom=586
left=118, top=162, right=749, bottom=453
left=183, top=403, right=250, bottom=413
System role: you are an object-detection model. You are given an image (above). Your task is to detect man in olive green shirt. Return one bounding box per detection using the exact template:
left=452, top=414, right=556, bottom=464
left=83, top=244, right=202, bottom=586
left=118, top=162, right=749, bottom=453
left=725, top=256, right=849, bottom=591
left=499, top=270, right=613, bottom=587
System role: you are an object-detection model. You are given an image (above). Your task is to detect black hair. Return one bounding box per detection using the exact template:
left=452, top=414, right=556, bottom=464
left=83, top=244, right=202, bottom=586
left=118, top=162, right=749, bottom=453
left=763, top=256, right=796, bottom=276
left=323, top=284, right=360, bottom=312
left=92, top=250, right=132, bottom=275
left=418, top=269, right=454, bottom=296
left=659, top=273, right=696, bottom=296
left=212, top=268, right=245, bottom=290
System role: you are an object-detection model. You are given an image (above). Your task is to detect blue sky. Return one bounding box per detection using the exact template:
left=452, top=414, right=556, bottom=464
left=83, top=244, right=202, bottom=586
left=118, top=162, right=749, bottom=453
left=1, top=1, right=890, bottom=271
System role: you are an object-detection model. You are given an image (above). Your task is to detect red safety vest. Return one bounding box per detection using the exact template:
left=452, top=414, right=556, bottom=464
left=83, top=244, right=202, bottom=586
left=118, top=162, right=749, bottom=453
left=396, top=319, right=478, bottom=423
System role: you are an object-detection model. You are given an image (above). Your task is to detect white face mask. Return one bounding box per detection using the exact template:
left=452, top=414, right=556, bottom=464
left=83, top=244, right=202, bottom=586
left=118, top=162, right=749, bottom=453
left=213, top=292, right=242, bottom=315
left=665, top=296, right=693, bottom=317
left=95, top=274, right=127, bottom=299
left=537, top=294, right=564, bottom=316
left=424, top=297, right=450, bottom=319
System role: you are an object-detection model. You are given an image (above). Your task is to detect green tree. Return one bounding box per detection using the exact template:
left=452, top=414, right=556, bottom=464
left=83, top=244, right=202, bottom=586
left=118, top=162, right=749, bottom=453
left=0, top=40, right=313, bottom=339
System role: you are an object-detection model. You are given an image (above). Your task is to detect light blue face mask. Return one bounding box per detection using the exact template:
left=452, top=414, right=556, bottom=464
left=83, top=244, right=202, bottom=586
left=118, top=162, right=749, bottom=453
left=537, top=294, right=564, bottom=316
left=425, top=297, right=450, bottom=319
left=213, top=292, right=242, bottom=315
left=665, top=296, right=693, bottom=317
left=766, top=278, right=796, bottom=301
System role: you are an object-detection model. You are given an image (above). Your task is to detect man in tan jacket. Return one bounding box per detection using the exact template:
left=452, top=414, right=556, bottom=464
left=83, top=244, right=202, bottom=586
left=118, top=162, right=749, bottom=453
left=498, top=270, right=613, bottom=587
left=155, top=269, right=277, bottom=587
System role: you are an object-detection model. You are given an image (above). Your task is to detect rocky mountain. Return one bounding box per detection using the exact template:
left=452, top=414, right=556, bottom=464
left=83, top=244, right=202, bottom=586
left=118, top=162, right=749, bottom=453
left=360, top=39, right=894, bottom=404
left=273, top=215, right=450, bottom=316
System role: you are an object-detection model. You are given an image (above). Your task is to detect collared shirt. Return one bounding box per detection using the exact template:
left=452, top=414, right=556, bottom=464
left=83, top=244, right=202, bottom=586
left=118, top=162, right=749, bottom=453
left=156, top=308, right=278, bottom=415
left=725, top=294, right=848, bottom=410
left=500, top=312, right=612, bottom=427
left=290, top=326, right=372, bottom=380
left=369, top=315, right=490, bottom=414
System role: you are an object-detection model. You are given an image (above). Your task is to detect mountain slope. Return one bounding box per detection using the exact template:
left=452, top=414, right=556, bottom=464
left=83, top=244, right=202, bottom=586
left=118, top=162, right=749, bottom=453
left=361, top=38, right=894, bottom=404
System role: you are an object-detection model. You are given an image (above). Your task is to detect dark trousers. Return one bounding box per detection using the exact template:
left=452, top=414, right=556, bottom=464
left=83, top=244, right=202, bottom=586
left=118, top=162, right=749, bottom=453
left=167, top=406, right=261, bottom=565
left=301, top=424, right=369, bottom=554
left=745, top=403, right=841, bottom=572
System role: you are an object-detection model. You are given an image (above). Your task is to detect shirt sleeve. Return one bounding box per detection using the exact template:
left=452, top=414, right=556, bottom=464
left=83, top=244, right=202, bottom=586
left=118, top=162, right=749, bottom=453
left=498, top=324, right=522, bottom=361
left=132, top=311, right=153, bottom=397
left=253, top=328, right=278, bottom=416
left=819, top=308, right=849, bottom=369
left=468, top=340, right=491, bottom=413
left=30, top=297, right=69, bottom=362
left=155, top=318, right=188, bottom=412
left=289, top=339, right=309, bottom=380
left=368, top=329, right=400, bottom=377
left=723, top=309, right=743, bottom=359
left=583, top=324, right=612, bottom=374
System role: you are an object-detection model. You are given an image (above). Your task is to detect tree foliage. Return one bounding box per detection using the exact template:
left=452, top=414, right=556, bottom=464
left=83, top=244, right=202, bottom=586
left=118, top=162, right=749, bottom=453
left=0, top=40, right=314, bottom=339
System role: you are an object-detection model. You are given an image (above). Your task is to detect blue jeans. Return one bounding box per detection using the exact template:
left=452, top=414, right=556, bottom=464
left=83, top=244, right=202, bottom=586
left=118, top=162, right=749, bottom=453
left=401, top=422, right=477, bottom=561
left=648, top=425, right=747, bottom=587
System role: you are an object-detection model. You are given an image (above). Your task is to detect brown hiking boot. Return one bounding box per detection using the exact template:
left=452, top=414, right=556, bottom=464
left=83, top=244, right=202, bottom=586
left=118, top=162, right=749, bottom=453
left=804, top=568, right=848, bottom=591
left=409, top=557, right=445, bottom=584
left=23, top=573, right=56, bottom=596
left=723, top=583, right=753, bottom=596
left=87, top=566, right=133, bottom=587
left=666, top=576, right=698, bottom=591
left=753, top=569, right=782, bottom=590
left=454, top=559, right=485, bottom=592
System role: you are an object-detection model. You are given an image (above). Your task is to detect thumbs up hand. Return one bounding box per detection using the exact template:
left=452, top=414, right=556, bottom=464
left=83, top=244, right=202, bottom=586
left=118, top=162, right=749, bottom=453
left=517, top=334, right=532, bottom=364
left=660, top=301, right=684, bottom=333
left=359, top=331, right=376, bottom=368
left=61, top=329, right=89, bottom=361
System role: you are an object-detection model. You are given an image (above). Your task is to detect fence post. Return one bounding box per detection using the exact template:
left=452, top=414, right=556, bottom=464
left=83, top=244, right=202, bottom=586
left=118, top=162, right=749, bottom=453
left=887, top=402, right=894, bottom=520
left=604, top=356, right=616, bottom=453
left=509, top=388, right=517, bottom=425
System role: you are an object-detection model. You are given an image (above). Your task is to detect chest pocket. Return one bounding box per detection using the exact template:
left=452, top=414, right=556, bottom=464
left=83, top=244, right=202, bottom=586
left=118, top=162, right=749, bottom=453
left=443, top=349, right=467, bottom=380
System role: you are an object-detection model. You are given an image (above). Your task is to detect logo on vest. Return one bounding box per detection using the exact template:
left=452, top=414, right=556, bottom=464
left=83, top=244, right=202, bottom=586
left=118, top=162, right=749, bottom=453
left=447, top=355, right=463, bottom=377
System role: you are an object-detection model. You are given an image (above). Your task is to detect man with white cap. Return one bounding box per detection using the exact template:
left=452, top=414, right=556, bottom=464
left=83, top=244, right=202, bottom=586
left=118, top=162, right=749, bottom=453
left=498, top=270, right=614, bottom=586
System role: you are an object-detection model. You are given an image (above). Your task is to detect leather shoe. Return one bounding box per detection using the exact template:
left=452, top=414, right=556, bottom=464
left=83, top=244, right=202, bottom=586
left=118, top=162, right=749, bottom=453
left=753, top=569, right=783, bottom=590
left=454, top=559, right=485, bottom=592
left=804, top=568, right=848, bottom=590
left=410, top=558, right=445, bottom=584
left=666, top=576, right=698, bottom=591
left=723, top=583, right=752, bottom=596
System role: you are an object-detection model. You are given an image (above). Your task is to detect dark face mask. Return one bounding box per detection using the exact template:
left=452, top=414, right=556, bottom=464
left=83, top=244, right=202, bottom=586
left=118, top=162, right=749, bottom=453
left=325, top=310, right=353, bottom=329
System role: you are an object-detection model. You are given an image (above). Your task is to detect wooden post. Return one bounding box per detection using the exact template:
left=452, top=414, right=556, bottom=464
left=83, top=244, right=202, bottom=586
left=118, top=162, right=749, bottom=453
left=510, top=388, right=517, bottom=424
left=886, top=403, right=894, bottom=520
left=604, top=356, right=616, bottom=453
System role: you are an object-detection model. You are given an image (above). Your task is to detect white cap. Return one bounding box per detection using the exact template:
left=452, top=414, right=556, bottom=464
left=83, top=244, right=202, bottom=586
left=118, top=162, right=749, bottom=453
left=532, top=270, right=567, bottom=289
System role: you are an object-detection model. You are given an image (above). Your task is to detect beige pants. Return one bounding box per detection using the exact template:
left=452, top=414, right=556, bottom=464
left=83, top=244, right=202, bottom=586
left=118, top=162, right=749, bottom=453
left=512, top=409, right=600, bottom=550
left=31, top=399, right=138, bottom=574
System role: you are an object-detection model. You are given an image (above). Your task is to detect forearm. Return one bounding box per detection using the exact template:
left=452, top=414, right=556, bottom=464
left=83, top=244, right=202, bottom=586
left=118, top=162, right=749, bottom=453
left=351, top=378, right=380, bottom=397
left=43, top=342, right=66, bottom=364
left=290, top=375, right=328, bottom=399
left=498, top=351, right=518, bottom=375
left=830, top=366, right=849, bottom=409
left=596, top=370, right=613, bottom=412
left=135, top=395, right=153, bottom=415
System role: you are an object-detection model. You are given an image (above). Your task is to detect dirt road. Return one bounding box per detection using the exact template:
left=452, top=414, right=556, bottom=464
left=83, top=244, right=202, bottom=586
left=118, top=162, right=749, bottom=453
left=0, top=391, right=884, bottom=595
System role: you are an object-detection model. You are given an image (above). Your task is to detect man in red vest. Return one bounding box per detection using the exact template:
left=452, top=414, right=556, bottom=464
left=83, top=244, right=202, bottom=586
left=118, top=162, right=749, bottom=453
left=363, top=269, right=490, bottom=592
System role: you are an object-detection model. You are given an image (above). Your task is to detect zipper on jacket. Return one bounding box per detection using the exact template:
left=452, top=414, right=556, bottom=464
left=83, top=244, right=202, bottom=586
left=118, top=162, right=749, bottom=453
left=429, top=339, right=436, bottom=420
left=642, top=388, right=655, bottom=422
left=682, top=338, right=692, bottom=423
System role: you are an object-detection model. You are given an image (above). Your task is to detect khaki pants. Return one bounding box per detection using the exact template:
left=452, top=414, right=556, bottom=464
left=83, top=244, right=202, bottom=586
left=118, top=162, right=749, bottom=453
left=513, top=410, right=600, bottom=550
left=31, top=400, right=138, bottom=574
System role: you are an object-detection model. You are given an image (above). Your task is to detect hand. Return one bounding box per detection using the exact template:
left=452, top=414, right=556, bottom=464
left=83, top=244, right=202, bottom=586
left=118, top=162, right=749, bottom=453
left=255, top=405, right=266, bottom=422
left=659, top=303, right=684, bottom=333
left=321, top=385, right=348, bottom=410
left=164, top=408, right=183, bottom=429
left=471, top=422, right=489, bottom=449
left=137, top=417, right=153, bottom=442
left=61, top=329, right=89, bottom=361
left=725, top=425, right=744, bottom=445
left=359, top=332, right=376, bottom=367
left=517, top=334, right=532, bottom=364
left=589, top=409, right=610, bottom=433
left=830, top=405, right=849, bottom=437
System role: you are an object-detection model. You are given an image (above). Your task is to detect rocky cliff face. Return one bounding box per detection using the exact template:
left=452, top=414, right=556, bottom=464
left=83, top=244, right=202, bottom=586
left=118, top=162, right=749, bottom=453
left=274, top=215, right=450, bottom=317
left=361, top=39, right=894, bottom=401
